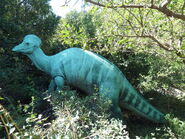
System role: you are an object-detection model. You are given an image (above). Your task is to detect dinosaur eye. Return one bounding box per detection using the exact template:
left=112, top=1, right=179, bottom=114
left=25, top=42, right=29, bottom=45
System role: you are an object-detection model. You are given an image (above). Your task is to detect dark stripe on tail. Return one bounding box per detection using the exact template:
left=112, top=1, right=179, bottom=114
left=141, top=102, right=147, bottom=111
left=146, top=107, right=152, bottom=115
left=127, top=93, right=135, bottom=105
left=134, top=96, right=142, bottom=108
left=153, top=111, right=157, bottom=120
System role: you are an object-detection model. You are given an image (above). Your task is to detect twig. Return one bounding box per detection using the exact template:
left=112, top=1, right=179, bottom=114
left=0, top=104, right=22, bottom=136
left=0, top=115, right=10, bottom=139
left=160, top=0, right=171, bottom=8
left=114, top=10, right=139, bottom=36
left=182, top=1, right=185, bottom=15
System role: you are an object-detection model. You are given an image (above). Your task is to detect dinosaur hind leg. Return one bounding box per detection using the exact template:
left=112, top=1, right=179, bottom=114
left=99, top=82, right=123, bottom=119
left=54, top=76, right=64, bottom=91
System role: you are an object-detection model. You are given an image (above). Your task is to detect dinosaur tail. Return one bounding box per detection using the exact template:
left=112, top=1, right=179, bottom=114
left=119, top=78, right=165, bottom=123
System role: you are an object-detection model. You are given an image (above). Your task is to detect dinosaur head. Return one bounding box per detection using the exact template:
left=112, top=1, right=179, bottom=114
left=12, top=34, right=41, bottom=55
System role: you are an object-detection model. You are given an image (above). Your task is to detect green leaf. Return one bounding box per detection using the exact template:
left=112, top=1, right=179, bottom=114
left=9, top=127, right=15, bottom=134
left=0, top=96, right=4, bottom=100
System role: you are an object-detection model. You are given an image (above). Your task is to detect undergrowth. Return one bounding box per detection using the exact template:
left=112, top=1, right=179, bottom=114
left=13, top=90, right=129, bottom=138
left=1, top=89, right=185, bottom=138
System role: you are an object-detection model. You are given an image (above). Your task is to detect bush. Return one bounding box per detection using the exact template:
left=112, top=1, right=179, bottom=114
left=13, top=90, right=129, bottom=138
left=165, top=114, right=185, bottom=138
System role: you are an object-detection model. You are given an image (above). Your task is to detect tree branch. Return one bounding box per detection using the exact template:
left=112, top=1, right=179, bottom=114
left=98, top=34, right=172, bottom=51
left=85, top=0, right=185, bottom=21
left=147, top=35, right=172, bottom=51
left=85, top=0, right=147, bottom=8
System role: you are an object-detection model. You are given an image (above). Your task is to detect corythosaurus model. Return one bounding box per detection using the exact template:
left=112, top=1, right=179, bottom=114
left=12, top=34, right=164, bottom=123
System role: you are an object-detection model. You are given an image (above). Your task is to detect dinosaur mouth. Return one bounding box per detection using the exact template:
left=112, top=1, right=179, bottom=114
left=12, top=46, right=33, bottom=54
left=12, top=47, right=18, bottom=52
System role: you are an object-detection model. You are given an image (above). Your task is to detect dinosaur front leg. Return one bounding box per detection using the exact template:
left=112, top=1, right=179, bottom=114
left=48, top=79, right=56, bottom=92
left=54, top=76, right=64, bottom=91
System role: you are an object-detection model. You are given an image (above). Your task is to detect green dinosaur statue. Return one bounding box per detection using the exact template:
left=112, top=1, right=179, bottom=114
left=12, top=34, right=164, bottom=123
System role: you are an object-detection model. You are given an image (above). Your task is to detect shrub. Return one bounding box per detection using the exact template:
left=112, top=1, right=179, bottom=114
left=13, top=90, right=129, bottom=138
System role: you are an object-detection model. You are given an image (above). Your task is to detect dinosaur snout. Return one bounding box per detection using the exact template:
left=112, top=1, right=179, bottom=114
left=12, top=44, right=23, bottom=52
left=12, top=46, right=18, bottom=52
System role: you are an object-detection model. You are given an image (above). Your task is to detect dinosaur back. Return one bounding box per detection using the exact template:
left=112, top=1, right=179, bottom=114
left=60, top=48, right=121, bottom=93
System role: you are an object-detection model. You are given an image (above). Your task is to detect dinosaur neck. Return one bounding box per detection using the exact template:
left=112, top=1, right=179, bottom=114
left=27, top=48, right=51, bottom=74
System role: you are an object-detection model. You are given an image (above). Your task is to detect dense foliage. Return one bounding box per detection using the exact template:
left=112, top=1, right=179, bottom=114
left=0, top=0, right=59, bottom=137
left=0, top=0, right=185, bottom=138
left=0, top=0, right=59, bottom=100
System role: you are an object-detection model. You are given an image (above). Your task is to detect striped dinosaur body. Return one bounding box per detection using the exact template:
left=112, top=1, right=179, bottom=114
left=12, top=34, right=164, bottom=123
